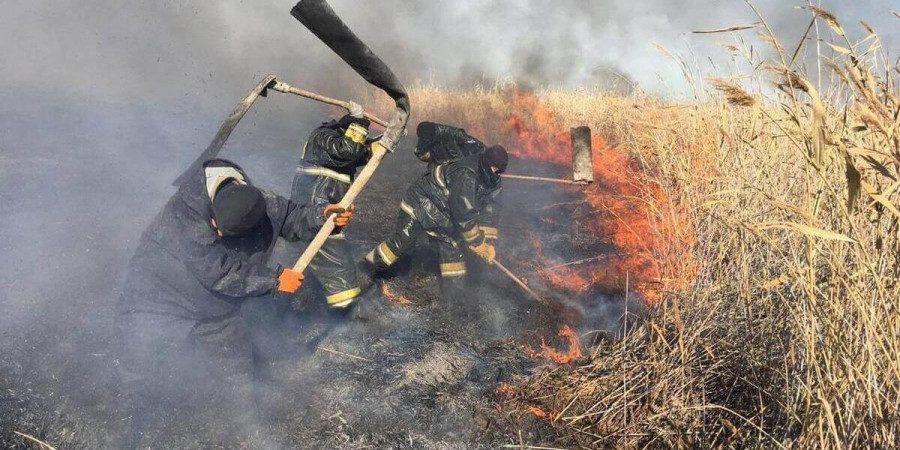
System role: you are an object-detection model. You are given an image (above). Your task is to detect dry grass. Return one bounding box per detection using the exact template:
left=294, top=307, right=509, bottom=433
left=359, top=7, right=900, bottom=449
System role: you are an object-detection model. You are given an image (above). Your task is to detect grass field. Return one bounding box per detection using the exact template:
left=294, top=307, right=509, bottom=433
left=366, top=8, right=900, bottom=448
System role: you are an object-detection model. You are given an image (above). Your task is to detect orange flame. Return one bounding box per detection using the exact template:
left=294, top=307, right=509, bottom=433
left=381, top=284, right=411, bottom=305
left=527, top=406, right=547, bottom=418
left=527, top=325, right=582, bottom=364
left=487, top=89, right=695, bottom=303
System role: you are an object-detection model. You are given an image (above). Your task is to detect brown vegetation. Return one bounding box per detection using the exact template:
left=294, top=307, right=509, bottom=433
left=367, top=8, right=900, bottom=448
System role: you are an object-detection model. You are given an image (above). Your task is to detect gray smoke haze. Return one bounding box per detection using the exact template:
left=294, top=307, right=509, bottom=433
left=1, top=1, right=898, bottom=447
left=3, top=1, right=898, bottom=107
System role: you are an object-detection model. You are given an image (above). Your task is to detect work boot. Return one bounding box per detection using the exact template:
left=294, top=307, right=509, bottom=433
left=348, top=289, right=399, bottom=332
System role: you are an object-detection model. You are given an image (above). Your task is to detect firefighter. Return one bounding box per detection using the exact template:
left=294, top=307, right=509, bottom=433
left=115, top=158, right=352, bottom=446
left=290, top=102, right=374, bottom=310
left=366, top=122, right=506, bottom=284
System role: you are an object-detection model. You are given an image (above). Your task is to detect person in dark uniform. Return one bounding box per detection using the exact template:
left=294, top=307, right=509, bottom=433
left=290, top=102, right=374, bottom=310
left=115, top=158, right=351, bottom=447
left=366, top=122, right=506, bottom=285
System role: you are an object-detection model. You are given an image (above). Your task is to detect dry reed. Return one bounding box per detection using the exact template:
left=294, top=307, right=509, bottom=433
left=358, top=8, right=899, bottom=448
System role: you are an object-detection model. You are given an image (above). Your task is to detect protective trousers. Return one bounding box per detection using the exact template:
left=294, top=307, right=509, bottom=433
left=306, top=234, right=362, bottom=308
left=372, top=210, right=467, bottom=279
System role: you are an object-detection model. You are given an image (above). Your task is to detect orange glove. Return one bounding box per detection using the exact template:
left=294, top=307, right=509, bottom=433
left=324, top=204, right=354, bottom=227
left=277, top=268, right=304, bottom=294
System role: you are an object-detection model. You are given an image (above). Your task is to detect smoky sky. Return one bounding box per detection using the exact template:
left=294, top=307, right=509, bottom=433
left=2, top=0, right=898, bottom=109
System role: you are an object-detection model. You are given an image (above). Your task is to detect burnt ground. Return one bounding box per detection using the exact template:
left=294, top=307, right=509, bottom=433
left=0, top=92, right=629, bottom=449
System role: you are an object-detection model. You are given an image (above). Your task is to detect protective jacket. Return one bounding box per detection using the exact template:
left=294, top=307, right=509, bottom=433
left=117, top=159, right=317, bottom=326
left=290, top=122, right=371, bottom=308
left=415, top=123, right=486, bottom=164
left=371, top=152, right=502, bottom=280
left=402, top=153, right=502, bottom=246
left=291, top=124, right=370, bottom=222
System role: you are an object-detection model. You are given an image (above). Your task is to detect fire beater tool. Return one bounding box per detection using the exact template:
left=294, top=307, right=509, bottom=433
left=329, top=110, right=596, bottom=187
left=173, top=0, right=410, bottom=277
left=172, top=75, right=389, bottom=187
left=502, top=125, right=595, bottom=186
left=289, top=0, right=410, bottom=274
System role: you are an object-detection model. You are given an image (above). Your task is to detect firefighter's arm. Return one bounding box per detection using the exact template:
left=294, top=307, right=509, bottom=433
left=264, top=190, right=352, bottom=238
left=181, top=219, right=281, bottom=297
left=447, top=169, right=485, bottom=247
left=479, top=187, right=502, bottom=244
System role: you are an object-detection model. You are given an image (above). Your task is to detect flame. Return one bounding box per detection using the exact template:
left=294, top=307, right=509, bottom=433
left=381, top=284, right=411, bottom=305
left=367, top=86, right=697, bottom=304
left=526, top=325, right=582, bottom=364
left=526, top=405, right=558, bottom=424
left=491, top=89, right=695, bottom=303
left=527, top=406, right=547, bottom=418
left=497, top=382, right=512, bottom=395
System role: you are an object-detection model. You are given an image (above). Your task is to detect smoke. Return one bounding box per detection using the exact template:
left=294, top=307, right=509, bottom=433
left=2, top=1, right=897, bottom=106
left=1, top=0, right=898, bottom=447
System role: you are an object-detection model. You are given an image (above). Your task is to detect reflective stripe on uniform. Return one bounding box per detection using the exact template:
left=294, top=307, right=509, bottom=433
left=377, top=242, right=398, bottom=266
left=462, top=225, right=483, bottom=243
left=344, top=123, right=368, bottom=144
left=399, top=200, right=417, bottom=219
left=433, top=165, right=450, bottom=196
left=297, top=166, right=352, bottom=184
left=327, top=233, right=346, bottom=240
left=327, top=287, right=361, bottom=308
left=482, top=226, right=499, bottom=239
left=440, top=262, right=467, bottom=278
left=205, top=166, right=247, bottom=201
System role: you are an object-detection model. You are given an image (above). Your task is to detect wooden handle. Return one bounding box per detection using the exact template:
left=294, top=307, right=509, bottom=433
left=270, top=81, right=389, bottom=128
left=492, top=259, right=546, bottom=304
left=292, top=142, right=388, bottom=272
left=500, top=174, right=588, bottom=185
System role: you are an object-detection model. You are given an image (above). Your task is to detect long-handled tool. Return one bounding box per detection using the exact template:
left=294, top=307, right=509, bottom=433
left=318, top=106, right=595, bottom=187
left=491, top=259, right=546, bottom=304
left=269, top=80, right=389, bottom=128
left=172, top=75, right=390, bottom=187
left=501, top=126, right=594, bottom=185
left=289, top=0, right=410, bottom=274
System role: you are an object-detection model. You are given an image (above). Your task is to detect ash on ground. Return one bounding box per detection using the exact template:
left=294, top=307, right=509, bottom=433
left=0, top=97, right=629, bottom=449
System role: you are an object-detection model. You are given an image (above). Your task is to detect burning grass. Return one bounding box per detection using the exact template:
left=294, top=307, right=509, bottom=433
left=367, top=8, right=900, bottom=448
left=366, top=85, right=695, bottom=304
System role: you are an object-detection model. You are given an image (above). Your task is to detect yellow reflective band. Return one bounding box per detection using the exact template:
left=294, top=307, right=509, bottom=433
left=433, top=165, right=449, bottom=196
left=462, top=226, right=483, bottom=242
left=344, top=123, right=368, bottom=144
left=399, top=201, right=417, bottom=219
left=327, top=287, right=361, bottom=307
left=297, top=166, right=352, bottom=184
left=440, top=262, right=467, bottom=278
left=377, top=242, right=398, bottom=265
left=482, top=226, right=499, bottom=239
